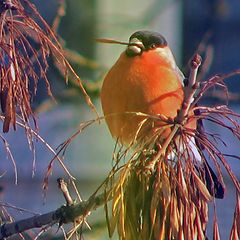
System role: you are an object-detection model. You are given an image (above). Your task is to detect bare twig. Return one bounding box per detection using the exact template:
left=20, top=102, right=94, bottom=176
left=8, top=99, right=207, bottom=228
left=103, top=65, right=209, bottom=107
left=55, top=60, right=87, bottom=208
left=176, top=54, right=202, bottom=123
left=57, top=178, right=74, bottom=206
left=0, top=202, right=39, bottom=215
left=52, top=0, right=66, bottom=33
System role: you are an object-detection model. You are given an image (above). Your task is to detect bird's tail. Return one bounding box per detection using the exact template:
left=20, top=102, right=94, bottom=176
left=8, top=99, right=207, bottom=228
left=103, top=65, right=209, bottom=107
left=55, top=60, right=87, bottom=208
left=203, top=160, right=225, bottom=199
left=171, top=136, right=225, bottom=199
left=190, top=137, right=225, bottom=199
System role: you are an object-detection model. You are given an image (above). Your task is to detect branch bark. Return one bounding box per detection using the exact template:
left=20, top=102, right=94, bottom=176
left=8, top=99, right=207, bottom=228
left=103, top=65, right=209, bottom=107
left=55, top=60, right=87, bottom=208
left=0, top=191, right=109, bottom=239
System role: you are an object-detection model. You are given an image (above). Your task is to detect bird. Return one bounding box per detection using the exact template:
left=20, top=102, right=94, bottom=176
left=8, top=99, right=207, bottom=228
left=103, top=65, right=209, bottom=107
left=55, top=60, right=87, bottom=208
left=100, top=30, right=224, bottom=198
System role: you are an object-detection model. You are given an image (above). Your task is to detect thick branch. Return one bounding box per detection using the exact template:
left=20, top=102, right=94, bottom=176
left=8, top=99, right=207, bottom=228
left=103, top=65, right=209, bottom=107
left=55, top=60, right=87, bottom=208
left=0, top=191, right=109, bottom=239
left=0, top=210, right=58, bottom=239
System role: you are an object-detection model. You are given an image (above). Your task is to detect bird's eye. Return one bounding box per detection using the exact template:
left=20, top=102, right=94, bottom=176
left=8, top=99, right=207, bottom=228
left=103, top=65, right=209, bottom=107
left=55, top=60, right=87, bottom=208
left=150, top=43, right=156, bottom=49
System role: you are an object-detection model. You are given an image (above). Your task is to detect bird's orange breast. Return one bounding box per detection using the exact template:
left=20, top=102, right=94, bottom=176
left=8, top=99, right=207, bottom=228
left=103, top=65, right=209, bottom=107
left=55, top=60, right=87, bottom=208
left=101, top=50, right=184, bottom=146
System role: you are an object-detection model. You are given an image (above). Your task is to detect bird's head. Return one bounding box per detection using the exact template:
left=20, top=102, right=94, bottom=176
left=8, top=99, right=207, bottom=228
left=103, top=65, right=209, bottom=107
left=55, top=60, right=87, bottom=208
left=126, top=30, right=167, bottom=56
left=125, top=30, right=177, bottom=69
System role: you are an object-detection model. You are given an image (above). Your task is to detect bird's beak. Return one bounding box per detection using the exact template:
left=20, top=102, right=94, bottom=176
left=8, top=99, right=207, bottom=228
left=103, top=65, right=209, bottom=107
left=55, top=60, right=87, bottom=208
left=126, top=38, right=145, bottom=57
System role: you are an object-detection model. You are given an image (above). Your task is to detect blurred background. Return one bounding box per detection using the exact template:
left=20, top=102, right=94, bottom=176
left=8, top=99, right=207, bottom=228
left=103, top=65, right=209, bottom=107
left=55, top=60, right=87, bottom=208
left=0, top=0, right=240, bottom=239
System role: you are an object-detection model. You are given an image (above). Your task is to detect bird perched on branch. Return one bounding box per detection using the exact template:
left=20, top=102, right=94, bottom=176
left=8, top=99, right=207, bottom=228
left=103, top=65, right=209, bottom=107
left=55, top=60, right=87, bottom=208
left=100, top=30, right=224, bottom=198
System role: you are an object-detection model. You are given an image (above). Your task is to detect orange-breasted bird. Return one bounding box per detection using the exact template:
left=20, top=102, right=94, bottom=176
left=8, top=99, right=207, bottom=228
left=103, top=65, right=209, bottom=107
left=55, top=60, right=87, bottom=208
left=101, top=30, right=224, bottom=198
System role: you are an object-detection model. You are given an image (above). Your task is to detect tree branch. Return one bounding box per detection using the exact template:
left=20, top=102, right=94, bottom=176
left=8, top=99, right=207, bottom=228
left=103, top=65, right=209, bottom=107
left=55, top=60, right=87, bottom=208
left=0, top=191, right=109, bottom=239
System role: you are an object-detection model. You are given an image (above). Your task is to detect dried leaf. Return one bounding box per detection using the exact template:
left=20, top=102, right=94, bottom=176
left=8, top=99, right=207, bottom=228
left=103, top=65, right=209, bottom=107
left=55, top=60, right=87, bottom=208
left=192, top=171, right=213, bottom=202
left=178, top=226, right=184, bottom=240
left=213, top=217, right=220, bottom=240
left=195, top=214, right=205, bottom=240
left=118, top=185, right=126, bottom=238
left=112, top=188, right=121, bottom=216
left=169, top=195, right=179, bottom=238
left=230, top=219, right=238, bottom=240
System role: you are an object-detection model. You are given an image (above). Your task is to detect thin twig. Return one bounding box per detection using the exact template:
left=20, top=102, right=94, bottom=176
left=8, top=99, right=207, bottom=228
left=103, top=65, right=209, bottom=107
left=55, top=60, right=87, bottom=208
left=52, top=0, right=66, bottom=33
left=57, top=178, right=74, bottom=206
left=176, top=54, right=202, bottom=123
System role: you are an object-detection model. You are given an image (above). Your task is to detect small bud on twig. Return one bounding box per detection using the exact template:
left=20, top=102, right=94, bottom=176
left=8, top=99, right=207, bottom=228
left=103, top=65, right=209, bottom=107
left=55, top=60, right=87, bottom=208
left=190, top=54, right=202, bottom=69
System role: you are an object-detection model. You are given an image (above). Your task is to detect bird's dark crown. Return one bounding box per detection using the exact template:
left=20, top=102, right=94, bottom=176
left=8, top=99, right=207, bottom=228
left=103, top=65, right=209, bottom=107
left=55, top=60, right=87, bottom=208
left=129, top=30, right=167, bottom=49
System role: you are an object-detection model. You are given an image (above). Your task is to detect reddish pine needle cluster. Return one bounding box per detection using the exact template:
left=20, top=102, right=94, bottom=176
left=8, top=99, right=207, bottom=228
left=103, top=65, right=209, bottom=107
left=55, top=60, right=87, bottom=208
left=0, top=0, right=53, bottom=132
left=0, top=0, right=96, bottom=133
